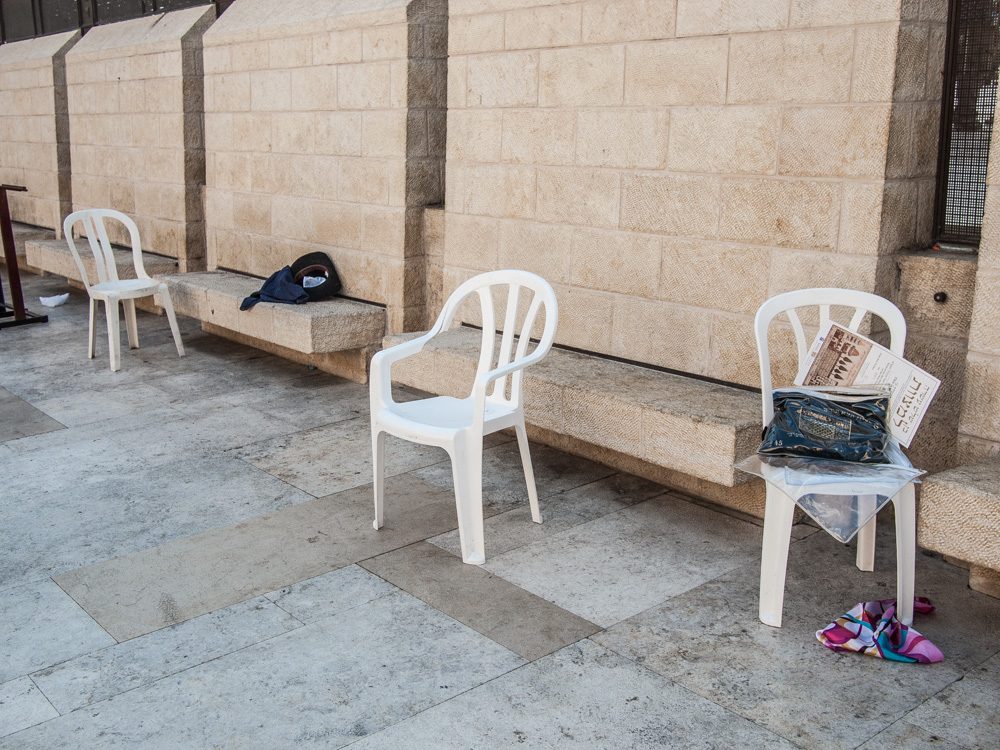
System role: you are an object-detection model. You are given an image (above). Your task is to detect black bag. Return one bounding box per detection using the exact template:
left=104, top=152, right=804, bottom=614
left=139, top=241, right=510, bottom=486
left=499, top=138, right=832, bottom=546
left=758, top=387, right=892, bottom=464
left=290, top=252, right=342, bottom=302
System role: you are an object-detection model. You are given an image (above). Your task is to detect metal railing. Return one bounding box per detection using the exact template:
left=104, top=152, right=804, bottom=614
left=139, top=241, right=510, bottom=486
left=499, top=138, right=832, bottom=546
left=0, top=0, right=231, bottom=43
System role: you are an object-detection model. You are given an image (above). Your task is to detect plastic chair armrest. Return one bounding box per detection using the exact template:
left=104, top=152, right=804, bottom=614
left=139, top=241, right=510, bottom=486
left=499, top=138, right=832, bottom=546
left=371, top=332, right=437, bottom=405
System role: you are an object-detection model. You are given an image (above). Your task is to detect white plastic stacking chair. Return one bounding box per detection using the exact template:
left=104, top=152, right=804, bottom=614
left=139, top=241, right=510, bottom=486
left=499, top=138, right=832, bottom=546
left=63, top=208, right=184, bottom=372
left=370, top=270, right=558, bottom=565
left=754, top=288, right=916, bottom=628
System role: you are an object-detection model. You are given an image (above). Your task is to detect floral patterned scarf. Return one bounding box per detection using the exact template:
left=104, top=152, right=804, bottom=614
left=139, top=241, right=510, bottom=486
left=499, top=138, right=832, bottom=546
left=817, top=597, right=943, bottom=663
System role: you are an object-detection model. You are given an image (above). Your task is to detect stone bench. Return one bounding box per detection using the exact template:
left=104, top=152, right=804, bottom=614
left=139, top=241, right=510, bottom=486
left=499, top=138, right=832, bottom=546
left=919, top=462, right=1000, bottom=597
left=386, top=327, right=765, bottom=517
left=163, top=271, right=386, bottom=383
left=1, top=223, right=56, bottom=273
left=25, top=237, right=179, bottom=313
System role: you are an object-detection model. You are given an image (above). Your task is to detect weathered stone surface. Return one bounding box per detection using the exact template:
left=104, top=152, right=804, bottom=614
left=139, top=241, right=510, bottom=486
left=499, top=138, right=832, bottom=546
left=26, top=238, right=178, bottom=285
left=163, top=271, right=385, bottom=354
left=386, top=327, right=760, bottom=487
left=919, top=462, right=1000, bottom=572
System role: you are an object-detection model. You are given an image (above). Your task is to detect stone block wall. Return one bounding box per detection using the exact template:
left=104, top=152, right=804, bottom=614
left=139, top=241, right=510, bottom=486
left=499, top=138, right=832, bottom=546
left=442, top=0, right=948, bottom=389
left=66, top=6, right=215, bottom=270
left=0, top=31, right=78, bottom=234
left=957, top=95, right=1000, bottom=464
left=202, top=0, right=447, bottom=332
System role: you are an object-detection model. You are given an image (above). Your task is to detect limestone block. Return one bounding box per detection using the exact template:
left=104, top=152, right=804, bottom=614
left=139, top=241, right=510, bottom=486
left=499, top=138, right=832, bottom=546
left=25, top=238, right=178, bottom=287
left=460, top=164, right=536, bottom=219
left=498, top=220, right=573, bottom=282
left=611, top=296, right=713, bottom=376
left=968, top=270, right=1000, bottom=357
left=501, top=109, right=576, bottom=165
left=163, top=271, right=385, bottom=354
left=778, top=106, right=892, bottom=178
left=575, top=109, right=669, bottom=169
left=620, top=174, right=720, bottom=237
left=581, top=0, right=676, bottom=44
left=728, top=29, right=853, bottom=104
left=970, top=566, right=1000, bottom=599
left=466, top=51, right=539, bottom=107
left=919, top=462, right=1000, bottom=573
left=894, top=251, right=977, bottom=340
left=958, top=354, right=1000, bottom=442
left=444, top=212, right=500, bottom=270
left=709, top=312, right=766, bottom=388
left=790, top=0, right=900, bottom=26
left=536, top=167, right=620, bottom=228
left=677, top=0, right=789, bottom=36
left=539, top=46, right=625, bottom=107
left=625, top=37, right=728, bottom=106
left=447, top=109, right=502, bottom=162
left=767, top=249, right=880, bottom=297
left=720, top=178, right=840, bottom=249
left=838, top=182, right=884, bottom=256
left=505, top=4, right=582, bottom=50
left=551, top=284, right=616, bottom=352
left=668, top=106, right=780, bottom=174
left=659, top=240, right=770, bottom=315
left=450, top=13, right=505, bottom=54
left=570, top=228, right=662, bottom=297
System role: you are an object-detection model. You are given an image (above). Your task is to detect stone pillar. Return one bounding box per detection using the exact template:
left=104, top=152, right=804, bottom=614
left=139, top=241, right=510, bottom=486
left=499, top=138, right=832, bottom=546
left=956, top=95, right=1000, bottom=464
left=202, top=0, right=446, bottom=332
left=0, top=31, right=79, bottom=236
left=66, top=6, right=215, bottom=271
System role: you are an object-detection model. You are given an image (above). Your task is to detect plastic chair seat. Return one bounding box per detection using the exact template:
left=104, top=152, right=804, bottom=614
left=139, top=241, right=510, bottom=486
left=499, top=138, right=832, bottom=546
left=382, top=396, right=518, bottom=441
left=90, top=278, right=163, bottom=299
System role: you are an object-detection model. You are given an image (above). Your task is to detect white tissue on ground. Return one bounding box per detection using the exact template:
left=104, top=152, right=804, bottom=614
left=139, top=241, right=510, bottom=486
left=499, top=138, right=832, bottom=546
left=39, top=293, right=70, bottom=307
left=302, top=276, right=325, bottom=289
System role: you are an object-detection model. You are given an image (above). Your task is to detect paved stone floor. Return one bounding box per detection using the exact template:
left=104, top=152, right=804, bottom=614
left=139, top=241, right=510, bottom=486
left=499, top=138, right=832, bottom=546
left=1, top=271, right=999, bottom=749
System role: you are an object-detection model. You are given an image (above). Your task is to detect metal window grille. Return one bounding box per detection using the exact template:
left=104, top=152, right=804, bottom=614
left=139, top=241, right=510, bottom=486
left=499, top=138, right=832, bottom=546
left=0, top=1, right=232, bottom=43
left=935, top=0, right=1000, bottom=246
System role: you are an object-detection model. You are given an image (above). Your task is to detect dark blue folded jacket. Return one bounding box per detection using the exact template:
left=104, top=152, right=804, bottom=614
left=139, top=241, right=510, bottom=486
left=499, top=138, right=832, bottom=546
left=240, top=266, right=309, bottom=311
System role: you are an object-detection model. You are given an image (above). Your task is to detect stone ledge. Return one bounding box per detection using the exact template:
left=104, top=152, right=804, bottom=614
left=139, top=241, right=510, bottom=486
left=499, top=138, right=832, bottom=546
left=25, top=237, right=178, bottom=284
left=163, top=270, right=386, bottom=355
left=1, top=224, right=54, bottom=272
left=386, top=327, right=761, bottom=488
left=919, top=461, right=1000, bottom=576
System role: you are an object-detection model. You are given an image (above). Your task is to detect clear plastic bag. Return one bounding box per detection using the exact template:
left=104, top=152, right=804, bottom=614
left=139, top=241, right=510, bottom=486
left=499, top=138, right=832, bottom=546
left=735, top=449, right=924, bottom=543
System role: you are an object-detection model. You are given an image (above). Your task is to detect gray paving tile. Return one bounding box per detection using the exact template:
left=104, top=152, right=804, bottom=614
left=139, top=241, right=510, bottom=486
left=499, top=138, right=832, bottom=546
left=0, top=387, right=64, bottom=442
left=231, top=416, right=453, bottom=497
left=429, top=472, right=668, bottom=559
left=905, top=652, right=1000, bottom=750
left=485, top=494, right=762, bottom=627
left=30, top=597, right=301, bottom=714
left=856, top=721, right=969, bottom=750
left=593, top=531, right=1000, bottom=749
left=0, top=580, right=114, bottom=683
left=30, top=383, right=184, bottom=428
left=412, top=439, right=615, bottom=516
left=1, top=453, right=312, bottom=591
left=362, top=542, right=600, bottom=661
left=264, top=565, right=398, bottom=622
left=0, top=678, right=57, bottom=738
left=349, top=639, right=796, bottom=750
left=0, top=592, right=524, bottom=750
left=54, top=474, right=465, bottom=641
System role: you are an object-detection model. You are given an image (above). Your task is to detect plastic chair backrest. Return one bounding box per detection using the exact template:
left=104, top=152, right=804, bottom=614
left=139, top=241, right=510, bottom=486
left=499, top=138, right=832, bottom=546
left=63, top=208, right=145, bottom=291
left=433, top=270, right=558, bottom=408
left=754, top=288, right=907, bottom=426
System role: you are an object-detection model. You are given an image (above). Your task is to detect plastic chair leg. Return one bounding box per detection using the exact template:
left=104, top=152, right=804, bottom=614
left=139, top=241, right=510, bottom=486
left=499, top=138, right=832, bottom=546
left=372, top=429, right=386, bottom=531
left=160, top=287, right=185, bottom=357
left=515, top=421, right=542, bottom=524
left=123, top=299, right=139, bottom=350
left=87, top=298, right=97, bottom=359
left=105, top=298, right=121, bottom=372
left=855, top=500, right=877, bottom=572
left=759, top=485, right=796, bottom=628
left=894, top=483, right=916, bottom=625
left=451, top=436, right=486, bottom=565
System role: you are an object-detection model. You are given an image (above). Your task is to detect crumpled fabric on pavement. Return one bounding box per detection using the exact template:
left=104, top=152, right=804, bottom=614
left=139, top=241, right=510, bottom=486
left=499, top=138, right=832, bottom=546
left=817, top=597, right=943, bottom=664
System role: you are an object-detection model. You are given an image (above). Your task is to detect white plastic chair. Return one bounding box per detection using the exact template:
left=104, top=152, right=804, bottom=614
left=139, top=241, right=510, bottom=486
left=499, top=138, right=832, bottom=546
left=64, top=209, right=184, bottom=372
left=370, top=270, right=559, bottom=565
left=754, top=288, right=916, bottom=628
